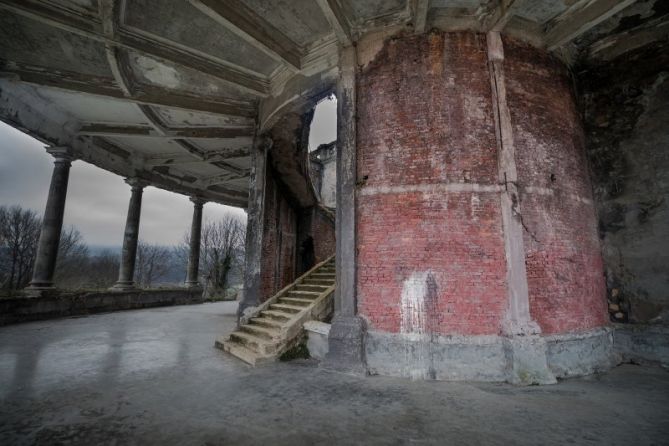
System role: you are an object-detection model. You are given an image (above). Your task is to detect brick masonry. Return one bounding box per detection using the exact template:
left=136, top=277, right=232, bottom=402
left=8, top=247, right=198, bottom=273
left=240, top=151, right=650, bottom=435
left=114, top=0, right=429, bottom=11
left=503, top=36, right=608, bottom=334
left=356, top=31, right=608, bottom=336
left=260, top=166, right=336, bottom=301
left=260, top=166, right=297, bottom=301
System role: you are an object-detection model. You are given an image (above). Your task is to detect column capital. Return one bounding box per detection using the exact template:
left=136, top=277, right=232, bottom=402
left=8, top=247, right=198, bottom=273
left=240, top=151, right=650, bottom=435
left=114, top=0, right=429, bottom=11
left=46, top=146, right=74, bottom=163
left=125, top=177, right=148, bottom=190
left=190, top=196, right=207, bottom=207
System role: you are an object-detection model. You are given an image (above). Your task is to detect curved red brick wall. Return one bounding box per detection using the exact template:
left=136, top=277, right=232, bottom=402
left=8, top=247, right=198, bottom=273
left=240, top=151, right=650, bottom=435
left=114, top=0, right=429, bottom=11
left=355, top=32, right=607, bottom=336
left=502, top=37, right=608, bottom=334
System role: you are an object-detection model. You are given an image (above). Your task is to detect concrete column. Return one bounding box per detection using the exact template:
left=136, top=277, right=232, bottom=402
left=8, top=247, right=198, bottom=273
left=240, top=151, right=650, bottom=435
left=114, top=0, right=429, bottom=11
left=323, top=45, right=366, bottom=375
left=237, top=134, right=269, bottom=320
left=27, top=147, right=73, bottom=292
left=487, top=32, right=555, bottom=384
left=185, top=196, right=205, bottom=288
left=111, top=178, right=146, bottom=291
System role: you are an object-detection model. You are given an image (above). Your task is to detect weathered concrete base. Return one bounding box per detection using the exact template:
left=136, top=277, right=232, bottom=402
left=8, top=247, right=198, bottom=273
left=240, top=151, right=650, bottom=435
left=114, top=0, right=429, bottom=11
left=366, top=330, right=508, bottom=381
left=23, top=286, right=59, bottom=298
left=304, top=320, right=331, bottom=360
left=0, top=288, right=204, bottom=326
left=504, top=335, right=557, bottom=385
left=366, top=327, right=617, bottom=383
left=545, top=327, right=617, bottom=378
left=322, top=315, right=367, bottom=375
left=110, top=282, right=137, bottom=292
left=614, top=324, right=669, bottom=368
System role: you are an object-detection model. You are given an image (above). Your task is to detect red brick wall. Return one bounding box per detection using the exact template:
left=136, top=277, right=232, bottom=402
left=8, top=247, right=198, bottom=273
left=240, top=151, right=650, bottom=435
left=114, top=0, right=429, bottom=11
left=312, top=208, right=335, bottom=264
left=260, top=166, right=298, bottom=301
left=356, top=32, right=508, bottom=336
left=355, top=31, right=607, bottom=336
left=296, top=206, right=336, bottom=275
left=503, top=37, right=608, bottom=334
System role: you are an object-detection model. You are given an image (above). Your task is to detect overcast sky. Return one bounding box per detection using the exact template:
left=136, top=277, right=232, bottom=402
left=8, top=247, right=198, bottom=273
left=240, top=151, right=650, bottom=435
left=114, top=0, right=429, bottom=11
left=0, top=97, right=336, bottom=247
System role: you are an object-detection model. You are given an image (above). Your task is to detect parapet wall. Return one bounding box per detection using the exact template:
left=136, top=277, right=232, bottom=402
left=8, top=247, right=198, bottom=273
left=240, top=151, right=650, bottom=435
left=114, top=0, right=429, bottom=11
left=0, top=288, right=204, bottom=326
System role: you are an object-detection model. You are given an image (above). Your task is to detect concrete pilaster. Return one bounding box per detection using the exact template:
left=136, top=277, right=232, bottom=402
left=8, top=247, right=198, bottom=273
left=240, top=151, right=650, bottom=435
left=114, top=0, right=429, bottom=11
left=111, top=178, right=145, bottom=291
left=185, top=196, right=205, bottom=288
left=27, top=147, right=73, bottom=292
left=237, top=135, right=269, bottom=320
left=487, top=32, right=555, bottom=384
left=323, top=45, right=367, bottom=375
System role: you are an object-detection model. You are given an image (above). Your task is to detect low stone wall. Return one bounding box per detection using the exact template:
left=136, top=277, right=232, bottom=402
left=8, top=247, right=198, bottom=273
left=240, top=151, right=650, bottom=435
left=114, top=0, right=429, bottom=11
left=614, top=324, right=669, bottom=368
left=0, top=288, right=204, bottom=326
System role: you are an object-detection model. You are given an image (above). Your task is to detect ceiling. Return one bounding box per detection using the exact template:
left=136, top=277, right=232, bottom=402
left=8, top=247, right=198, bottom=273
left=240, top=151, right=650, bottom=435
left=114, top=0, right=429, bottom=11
left=0, top=0, right=666, bottom=208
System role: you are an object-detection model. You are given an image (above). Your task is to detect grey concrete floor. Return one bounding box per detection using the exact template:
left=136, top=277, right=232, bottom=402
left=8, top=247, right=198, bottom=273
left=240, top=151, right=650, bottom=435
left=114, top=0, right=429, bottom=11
left=1, top=302, right=668, bottom=446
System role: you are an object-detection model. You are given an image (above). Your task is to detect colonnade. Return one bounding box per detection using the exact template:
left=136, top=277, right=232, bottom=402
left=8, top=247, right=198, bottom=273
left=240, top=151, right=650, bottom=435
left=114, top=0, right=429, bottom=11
left=26, top=148, right=206, bottom=293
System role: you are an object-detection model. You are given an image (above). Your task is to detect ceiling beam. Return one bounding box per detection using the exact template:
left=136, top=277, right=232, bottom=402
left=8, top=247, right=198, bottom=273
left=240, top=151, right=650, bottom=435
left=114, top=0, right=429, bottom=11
left=587, top=15, right=669, bottom=61
left=198, top=173, right=243, bottom=188
left=78, top=123, right=255, bottom=139
left=100, top=0, right=135, bottom=97
left=483, top=0, right=526, bottom=32
left=544, top=0, right=637, bottom=50
left=412, top=0, right=430, bottom=34
left=0, top=59, right=257, bottom=117
left=186, top=0, right=302, bottom=71
left=315, top=0, right=352, bottom=45
left=144, top=148, right=251, bottom=167
left=0, top=0, right=269, bottom=96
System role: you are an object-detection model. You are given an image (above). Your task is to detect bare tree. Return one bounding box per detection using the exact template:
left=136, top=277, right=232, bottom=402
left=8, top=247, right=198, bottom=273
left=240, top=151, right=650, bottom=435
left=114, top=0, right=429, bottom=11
left=177, top=214, right=245, bottom=294
left=84, top=250, right=119, bottom=289
left=54, top=226, right=90, bottom=288
left=135, top=241, right=172, bottom=287
left=0, top=205, right=41, bottom=290
left=193, top=215, right=246, bottom=293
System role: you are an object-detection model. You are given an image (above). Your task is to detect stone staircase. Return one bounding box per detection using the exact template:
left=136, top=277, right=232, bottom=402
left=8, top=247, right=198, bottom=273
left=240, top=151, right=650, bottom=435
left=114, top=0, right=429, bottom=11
left=216, top=256, right=335, bottom=365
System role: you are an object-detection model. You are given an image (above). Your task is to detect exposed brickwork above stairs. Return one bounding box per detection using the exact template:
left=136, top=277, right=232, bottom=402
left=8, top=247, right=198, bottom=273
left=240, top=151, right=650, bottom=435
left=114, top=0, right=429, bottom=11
left=216, top=256, right=335, bottom=365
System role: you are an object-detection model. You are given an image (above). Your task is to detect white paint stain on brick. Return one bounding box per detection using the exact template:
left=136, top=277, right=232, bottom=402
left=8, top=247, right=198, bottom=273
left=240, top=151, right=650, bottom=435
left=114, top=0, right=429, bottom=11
left=400, top=271, right=432, bottom=379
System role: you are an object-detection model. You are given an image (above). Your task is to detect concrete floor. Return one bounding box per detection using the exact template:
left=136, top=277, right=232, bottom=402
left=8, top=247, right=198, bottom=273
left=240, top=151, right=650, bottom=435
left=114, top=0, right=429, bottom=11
left=1, top=303, right=668, bottom=446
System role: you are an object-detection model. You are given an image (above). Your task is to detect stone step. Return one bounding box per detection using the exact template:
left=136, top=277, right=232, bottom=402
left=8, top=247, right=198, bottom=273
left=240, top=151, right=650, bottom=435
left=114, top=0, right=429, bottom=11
left=249, top=317, right=285, bottom=329
left=286, top=290, right=321, bottom=298
left=229, top=331, right=277, bottom=355
left=270, top=303, right=304, bottom=314
left=216, top=337, right=274, bottom=366
left=260, top=310, right=294, bottom=322
left=216, top=254, right=335, bottom=367
left=303, top=279, right=334, bottom=286
left=240, top=324, right=282, bottom=340
left=279, top=297, right=314, bottom=306
left=295, top=284, right=329, bottom=293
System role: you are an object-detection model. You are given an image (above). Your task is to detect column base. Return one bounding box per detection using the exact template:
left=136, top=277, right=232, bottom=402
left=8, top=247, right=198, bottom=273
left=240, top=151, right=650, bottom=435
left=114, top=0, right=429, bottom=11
left=503, top=334, right=557, bottom=385
left=322, top=315, right=367, bottom=376
left=24, top=285, right=58, bottom=298
left=110, top=282, right=136, bottom=292
left=184, top=281, right=202, bottom=290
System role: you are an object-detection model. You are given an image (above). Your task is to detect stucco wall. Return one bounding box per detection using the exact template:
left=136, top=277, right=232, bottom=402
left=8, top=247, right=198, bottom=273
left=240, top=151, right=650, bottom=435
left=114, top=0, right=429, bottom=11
left=580, top=41, right=669, bottom=324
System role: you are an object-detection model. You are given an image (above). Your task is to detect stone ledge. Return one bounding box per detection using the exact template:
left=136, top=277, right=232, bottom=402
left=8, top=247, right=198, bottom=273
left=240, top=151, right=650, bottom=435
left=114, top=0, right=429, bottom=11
left=0, top=288, right=205, bottom=326
left=365, top=327, right=619, bottom=383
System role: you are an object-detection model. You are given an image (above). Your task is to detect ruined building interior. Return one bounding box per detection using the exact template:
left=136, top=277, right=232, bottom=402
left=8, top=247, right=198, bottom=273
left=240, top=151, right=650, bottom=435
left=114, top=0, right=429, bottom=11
left=0, top=0, right=668, bottom=443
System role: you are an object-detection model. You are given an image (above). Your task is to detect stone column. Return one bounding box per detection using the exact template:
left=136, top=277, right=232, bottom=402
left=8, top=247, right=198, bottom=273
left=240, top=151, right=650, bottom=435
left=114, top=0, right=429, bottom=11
left=27, top=147, right=73, bottom=293
left=237, top=135, right=269, bottom=320
left=111, top=178, right=146, bottom=291
left=487, top=32, right=555, bottom=385
left=185, top=196, right=205, bottom=288
left=323, top=45, right=367, bottom=375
